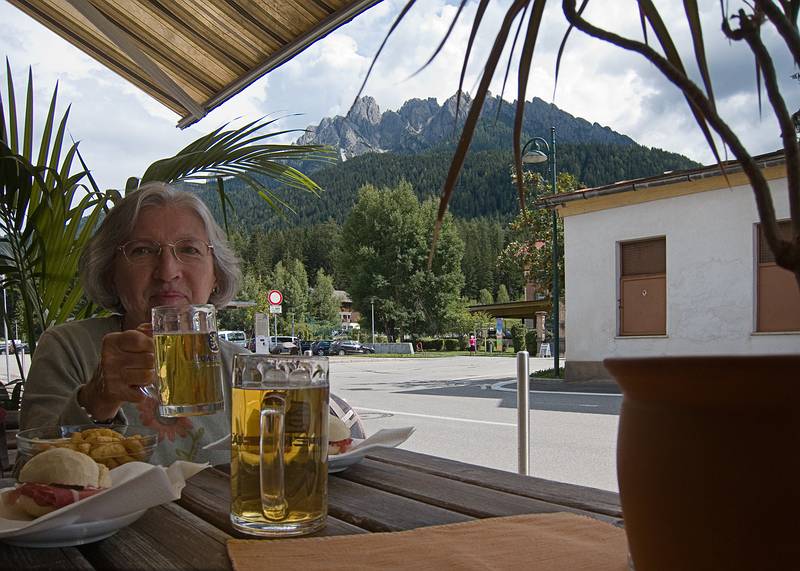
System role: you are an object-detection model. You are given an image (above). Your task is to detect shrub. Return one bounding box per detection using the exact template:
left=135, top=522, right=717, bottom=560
left=444, top=338, right=460, bottom=351
left=525, top=330, right=538, bottom=355
left=421, top=338, right=446, bottom=351
left=511, top=323, right=526, bottom=352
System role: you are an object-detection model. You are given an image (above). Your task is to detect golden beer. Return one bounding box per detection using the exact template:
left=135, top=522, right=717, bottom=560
left=230, top=383, right=329, bottom=535
left=154, top=332, right=224, bottom=416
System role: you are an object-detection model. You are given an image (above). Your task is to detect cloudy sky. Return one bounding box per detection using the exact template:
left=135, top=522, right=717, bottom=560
left=1, top=0, right=795, bottom=191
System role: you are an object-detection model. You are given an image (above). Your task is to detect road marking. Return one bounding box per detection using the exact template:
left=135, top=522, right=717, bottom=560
left=578, top=404, right=600, bottom=408
left=354, top=407, right=517, bottom=427
left=490, top=380, right=621, bottom=397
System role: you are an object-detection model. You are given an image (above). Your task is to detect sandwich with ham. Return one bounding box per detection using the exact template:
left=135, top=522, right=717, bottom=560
left=328, top=414, right=353, bottom=455
left=2, top=447, right=111, bottom=518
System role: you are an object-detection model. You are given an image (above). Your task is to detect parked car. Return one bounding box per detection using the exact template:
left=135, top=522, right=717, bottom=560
left=311, top=339, right=333, bottom=356
left=218, top=330, right=247, bottom=347
left=328, top=340, right=375, bottom=356
left=269, top=335, right=300, bottom=355
left=299, top=339, right=313, bottom=353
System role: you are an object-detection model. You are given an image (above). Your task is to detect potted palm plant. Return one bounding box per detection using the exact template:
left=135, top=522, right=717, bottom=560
left=365, top=3, right=799, bottom=569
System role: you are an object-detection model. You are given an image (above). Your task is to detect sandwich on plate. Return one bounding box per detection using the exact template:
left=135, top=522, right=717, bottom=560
left=2, top=447, right=111, bottom=517
left=328, top=414, right=354, bottom=456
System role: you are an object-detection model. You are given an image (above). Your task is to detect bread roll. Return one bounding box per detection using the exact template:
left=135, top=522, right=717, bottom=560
left=20, top=447, right=110, bottom=488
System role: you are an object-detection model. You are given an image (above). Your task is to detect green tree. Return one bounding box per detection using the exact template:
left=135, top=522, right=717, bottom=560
left=496, top=284, right=510, bottom=303
left=498, top=171, right=578, bottom=297
left=309, top=269, right=340, bottom=324
left=478, top=289, right=494, bottom=305
left=337, top=181, right=464, bottom=339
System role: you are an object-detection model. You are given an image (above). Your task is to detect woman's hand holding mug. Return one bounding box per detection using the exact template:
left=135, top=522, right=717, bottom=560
left=79, top=324, right=155, bottom=422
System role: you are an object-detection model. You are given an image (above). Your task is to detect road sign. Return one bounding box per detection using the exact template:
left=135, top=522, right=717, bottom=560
left=267, top=290, right=283, bottom=305
left=269, top=305, right=282, bottom=314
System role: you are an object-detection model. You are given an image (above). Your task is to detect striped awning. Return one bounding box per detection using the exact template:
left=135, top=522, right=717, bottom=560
left=9, top=0, right=383, bottom=127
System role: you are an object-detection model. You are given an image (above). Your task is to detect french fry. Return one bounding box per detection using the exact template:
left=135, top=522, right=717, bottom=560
left=30, top=428, right=151, bottom=467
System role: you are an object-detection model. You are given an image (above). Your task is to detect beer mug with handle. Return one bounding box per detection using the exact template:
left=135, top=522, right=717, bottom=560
left=230, top=354, right=330, bottom=536
left=150, top=304, right=225, bottom=417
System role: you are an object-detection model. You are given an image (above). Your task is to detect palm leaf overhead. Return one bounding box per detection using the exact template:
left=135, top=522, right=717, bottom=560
left=136, top=116, right=334, bottom=228
left=361, top=0, right=800, bottom=284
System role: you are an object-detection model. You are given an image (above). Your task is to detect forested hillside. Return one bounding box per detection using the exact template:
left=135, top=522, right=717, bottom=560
left=198, top=141, right=697, bottom=231
left=191, top=92, right=701, bottom=308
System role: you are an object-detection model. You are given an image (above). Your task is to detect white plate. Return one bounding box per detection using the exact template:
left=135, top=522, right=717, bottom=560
left=1, top=509, right=147, bottom=548
left=328, top=439, right=367, bottom=473
left=327, top=427, right=415, bottom=473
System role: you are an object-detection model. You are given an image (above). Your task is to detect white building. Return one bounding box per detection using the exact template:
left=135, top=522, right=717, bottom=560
left=540, top=151, right=799, bottom=382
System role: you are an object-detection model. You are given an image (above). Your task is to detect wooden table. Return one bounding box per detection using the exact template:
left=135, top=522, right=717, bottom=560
left=0, top=448, right=622, bottom=570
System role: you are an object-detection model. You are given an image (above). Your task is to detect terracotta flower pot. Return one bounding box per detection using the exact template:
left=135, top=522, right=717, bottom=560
left=605, top=355, right=800, bottom=571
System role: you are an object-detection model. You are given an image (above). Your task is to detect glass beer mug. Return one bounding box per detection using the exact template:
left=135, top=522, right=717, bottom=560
left=230, top=354, right=330, bottom=536
left=150, top=304, right=224, bottom=417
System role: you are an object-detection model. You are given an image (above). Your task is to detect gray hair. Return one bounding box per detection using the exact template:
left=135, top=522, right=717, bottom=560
left=79, top=182, right=241, bottom=313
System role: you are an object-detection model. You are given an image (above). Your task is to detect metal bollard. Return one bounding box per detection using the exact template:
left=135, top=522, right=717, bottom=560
left=516, top=351, right=530, bottom=475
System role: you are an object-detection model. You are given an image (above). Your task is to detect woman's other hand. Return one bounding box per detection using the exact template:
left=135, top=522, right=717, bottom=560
left=79, top=323, right=155, bottom=421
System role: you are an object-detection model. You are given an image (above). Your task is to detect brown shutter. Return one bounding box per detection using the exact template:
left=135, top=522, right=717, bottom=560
left=757, top=220, right=800, bottom=332
left=621, top=239, right=666, bottom=276
left=620, top=238, right=666, bottom=336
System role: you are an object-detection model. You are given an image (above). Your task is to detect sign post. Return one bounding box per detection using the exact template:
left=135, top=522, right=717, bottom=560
left=267, top=290, right=283, bottom=348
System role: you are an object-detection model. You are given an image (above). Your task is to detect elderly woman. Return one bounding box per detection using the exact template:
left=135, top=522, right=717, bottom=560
left=20, top=182, right=246, bottom=465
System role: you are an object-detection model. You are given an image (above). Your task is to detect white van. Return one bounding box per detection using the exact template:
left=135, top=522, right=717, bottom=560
left=218, top=330, right=247, bottom=346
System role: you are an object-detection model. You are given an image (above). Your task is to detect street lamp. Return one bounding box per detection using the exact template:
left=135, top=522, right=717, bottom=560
left=370, top=297, right=375, bottom=345
left=521, top=127, right=560, bottom=376
left=2, top=277, right=8, bottom=384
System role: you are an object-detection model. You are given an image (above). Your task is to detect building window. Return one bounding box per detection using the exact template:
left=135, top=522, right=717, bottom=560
left=756, top=220, right=800, bottom=332
left=619, top=237, right=666, bottom=336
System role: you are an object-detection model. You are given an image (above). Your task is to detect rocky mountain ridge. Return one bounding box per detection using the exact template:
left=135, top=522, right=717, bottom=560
left=296, top=92, right=636, bottom=160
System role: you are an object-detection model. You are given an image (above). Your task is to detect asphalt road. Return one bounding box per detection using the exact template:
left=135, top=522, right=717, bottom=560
left=329, top=355, right=622, bottom=492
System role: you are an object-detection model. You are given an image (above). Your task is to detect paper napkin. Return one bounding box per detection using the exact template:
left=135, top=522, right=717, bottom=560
left=0, top=461, right=208, bottom=538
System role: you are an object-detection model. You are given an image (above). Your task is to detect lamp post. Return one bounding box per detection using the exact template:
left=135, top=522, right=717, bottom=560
left=370, top=297, right=375, bottom=345
left=2, top=277, right=8, bottom=384
left=521, top=127, right=560, bottom=376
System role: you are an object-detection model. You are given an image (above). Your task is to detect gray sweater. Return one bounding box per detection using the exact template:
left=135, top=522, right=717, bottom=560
left=20, top=315, right=247, bottom=466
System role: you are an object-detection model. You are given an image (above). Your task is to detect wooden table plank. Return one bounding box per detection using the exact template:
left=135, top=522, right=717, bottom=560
left=0, top=545, right=94, bottom=570
left=328, top=477, right=472, bottom=531
left=77, top=522, right=186, bottom=571
left=76, top=503, right=233, bottom=570
left=366, top=448, right=623, bottom=518
left=178, top=465, right=370, bottom=537
left=336, top=458, right=622, bottom=525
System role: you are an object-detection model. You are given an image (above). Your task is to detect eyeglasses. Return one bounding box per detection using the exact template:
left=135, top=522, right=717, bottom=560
left=117, top=239, right=214, bottom=265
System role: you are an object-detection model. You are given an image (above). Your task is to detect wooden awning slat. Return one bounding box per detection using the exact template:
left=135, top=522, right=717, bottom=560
left=8, top=0, right=384, bottom=126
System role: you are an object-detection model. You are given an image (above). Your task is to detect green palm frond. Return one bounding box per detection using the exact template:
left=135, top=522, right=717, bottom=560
left=1, top=62, right=115, bottom=351
left=138, top=116, right=335, bottom=221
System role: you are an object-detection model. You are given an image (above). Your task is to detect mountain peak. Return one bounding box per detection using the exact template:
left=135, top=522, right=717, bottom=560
left=296, top=92, right=636, bottom=159
left=347, top=95, right=381, bottom=126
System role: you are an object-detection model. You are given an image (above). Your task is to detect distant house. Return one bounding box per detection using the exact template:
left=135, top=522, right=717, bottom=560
left=334, top=290, right=361, bottom=331
left=540, top=150, right=799, bottom=382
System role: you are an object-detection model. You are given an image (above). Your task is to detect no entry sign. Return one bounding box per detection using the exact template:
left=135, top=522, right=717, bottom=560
left=267, top=290, right=283, bottom=305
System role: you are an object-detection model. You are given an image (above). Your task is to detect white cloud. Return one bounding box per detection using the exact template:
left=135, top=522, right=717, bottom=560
left=1, top=0, right=794, bottom=189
